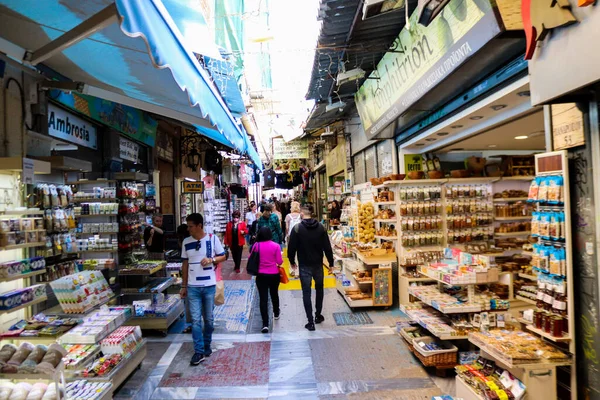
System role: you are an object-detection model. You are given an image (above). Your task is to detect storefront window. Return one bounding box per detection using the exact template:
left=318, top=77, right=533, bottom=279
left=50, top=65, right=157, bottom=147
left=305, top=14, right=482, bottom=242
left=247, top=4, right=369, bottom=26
left=377, top=141, right=393, bottom=176
left=365, top=145, right=377, bottom=181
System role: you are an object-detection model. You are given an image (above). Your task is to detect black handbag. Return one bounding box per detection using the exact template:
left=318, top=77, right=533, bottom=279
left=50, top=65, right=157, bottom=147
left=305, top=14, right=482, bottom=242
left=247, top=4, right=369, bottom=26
left=246, top=243, right=260, bottom=276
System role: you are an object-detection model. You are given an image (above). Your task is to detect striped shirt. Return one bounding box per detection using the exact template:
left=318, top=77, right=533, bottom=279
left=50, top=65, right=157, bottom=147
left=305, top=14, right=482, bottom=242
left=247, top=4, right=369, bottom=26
left=181, top=234, right=225, bottom=287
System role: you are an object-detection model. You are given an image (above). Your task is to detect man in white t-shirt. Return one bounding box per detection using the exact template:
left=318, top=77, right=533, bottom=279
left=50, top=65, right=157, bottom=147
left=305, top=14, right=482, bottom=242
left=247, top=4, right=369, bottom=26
left=180, top=213, right=227, bottom=365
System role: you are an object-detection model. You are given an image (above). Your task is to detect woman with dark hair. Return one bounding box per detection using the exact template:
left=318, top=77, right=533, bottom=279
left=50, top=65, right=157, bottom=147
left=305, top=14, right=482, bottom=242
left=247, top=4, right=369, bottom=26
left=330, top=200, right=342, bottom=224
left=251, top=227, right=282, bottom=333
left=224, top=210, right=247, bottom=273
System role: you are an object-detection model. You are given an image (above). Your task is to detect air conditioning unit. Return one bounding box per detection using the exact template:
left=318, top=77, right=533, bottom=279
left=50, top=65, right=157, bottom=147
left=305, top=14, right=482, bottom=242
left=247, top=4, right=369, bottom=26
left=325, top=100, right=346, bottom=113
left=336, top=67, right=365, bottom=86
left=314, top=139, right=326, bottom=146
left=321, top=127, right=335, bottom=137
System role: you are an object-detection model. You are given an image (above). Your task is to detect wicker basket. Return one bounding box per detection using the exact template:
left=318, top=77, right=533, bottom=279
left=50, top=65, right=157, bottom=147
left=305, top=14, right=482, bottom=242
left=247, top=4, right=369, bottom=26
left=412, top=337, right=458, bottom=366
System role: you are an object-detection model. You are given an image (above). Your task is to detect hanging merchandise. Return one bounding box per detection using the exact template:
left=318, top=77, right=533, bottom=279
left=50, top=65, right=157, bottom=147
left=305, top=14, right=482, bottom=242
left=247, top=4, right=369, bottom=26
left=263, top=169, right=276, bottom=190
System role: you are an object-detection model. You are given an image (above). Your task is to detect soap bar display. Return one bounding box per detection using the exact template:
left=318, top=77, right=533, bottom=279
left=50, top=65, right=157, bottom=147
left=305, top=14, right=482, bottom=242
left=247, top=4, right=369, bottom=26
left=49, top=271, right=114, bottom=314
left=0, top=285, right=46, bottom=310
left=66, top=380, right=112, bottom=400
left=0, top=256, right=46, bottom=278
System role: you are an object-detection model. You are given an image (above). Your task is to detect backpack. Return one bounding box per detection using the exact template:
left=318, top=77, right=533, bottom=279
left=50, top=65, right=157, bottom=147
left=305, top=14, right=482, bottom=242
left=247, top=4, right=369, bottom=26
left=287, top=214, right=302, bottom=238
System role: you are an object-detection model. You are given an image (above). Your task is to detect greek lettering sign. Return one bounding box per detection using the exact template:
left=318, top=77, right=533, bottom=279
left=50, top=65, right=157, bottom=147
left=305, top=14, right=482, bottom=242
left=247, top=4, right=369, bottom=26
left=552, top=103, right=585, bottom=150
left=119, top=137, right=139, bottom=163
left=182, top=181, right=204, bottom=193
left=355, top=0, right=501, bottom=139
left=272, top=138, right=308, bottom=159
left=47, top=104, right=97, bottom=149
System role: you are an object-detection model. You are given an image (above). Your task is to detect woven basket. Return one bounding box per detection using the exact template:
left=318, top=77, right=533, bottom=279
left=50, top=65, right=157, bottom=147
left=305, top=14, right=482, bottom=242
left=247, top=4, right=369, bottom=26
left=413, top=348, right=457, bottom=366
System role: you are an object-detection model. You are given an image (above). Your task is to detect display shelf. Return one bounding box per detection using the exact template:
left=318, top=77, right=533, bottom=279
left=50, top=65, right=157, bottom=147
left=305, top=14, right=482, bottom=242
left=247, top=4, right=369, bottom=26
left=470, top=336, right=572, bottom=369
left=67, top=180, right=116, bottom=185
left=0, top=269, right=46, bottom=282
left=76, top=232, right=119, bottom=236
left=408, top=288, right=481, bottom=314
left=46, top=296, right=117, bottom=319
left=447, top=177, right=499, bottom=184
left=118, top=264, right=164, bottom=276
left=76, top=213, right=118, bottom=218
left=125, top=300, right=184, bottom=334
left=352, top=250, right=397, bottom=265
left=0, top=362, right=64, bottom=381
left=373, top=201, right=396, bottom=206
left=0, top=242, right=46, bottom=251
left=515, top=295, right=537, bottom=305
left=121, top=278, right=174, bottom=294
left=374, top=235, right=396, bottom=241
left=75, top=249, right=117, bottom=254
left=518, top=273, right=538, bottom=281
left=373, top=219, right=397, bottom=223
left=401, top=306, right=469, bottom=340
left=1, top=335, right=63, bottom=345
left=493, top=197, right=529, bottom=203
left=494, top=231, right=531, bottom=237
left=86, top=340, right=147, bottom=388
left=403, top=276, right=436, bottom=282
left=417, top=272, right=499, bottom=287
left=525, top=325, right=572, bottom=342
left=456, top=376, right=485, bottom=400
left=0, top=296, right=47, bottom=315
left=500, top=176, right=535, bottom=181
left=0, top=210, right=44, bottom=216
left=494, top=216, right=532, bottom=221
left=72, top=198, right=117, bottom=203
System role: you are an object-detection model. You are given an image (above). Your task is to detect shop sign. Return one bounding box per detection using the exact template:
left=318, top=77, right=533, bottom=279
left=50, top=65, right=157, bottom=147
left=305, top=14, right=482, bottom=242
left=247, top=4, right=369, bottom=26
left=273, top=159, right=303, bottom=172
left=182, top=181, right=204, bottom=194
left=51, top=91, right=158, bottom=147
left=522, top=0, right=577, bottom=60
left=404, top=154, right=423, bottom=172
left=119, top=137, right=139, bottom=162
left=47, top=104, right=97, bottom=149
left=22, top=158, right=34, bottom=185
left=272, top=138, right=308, bottom=159
left=326, top=143, right=346, bottom=177
left=552, top=103, right=585, bottom=150
left=355, top=0, right=501, bottom=139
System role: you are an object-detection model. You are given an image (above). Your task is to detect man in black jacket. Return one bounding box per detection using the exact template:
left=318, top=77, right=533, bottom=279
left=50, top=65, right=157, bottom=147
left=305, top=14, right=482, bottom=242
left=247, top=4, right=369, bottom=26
left=288, top=205, right=334, bottom=331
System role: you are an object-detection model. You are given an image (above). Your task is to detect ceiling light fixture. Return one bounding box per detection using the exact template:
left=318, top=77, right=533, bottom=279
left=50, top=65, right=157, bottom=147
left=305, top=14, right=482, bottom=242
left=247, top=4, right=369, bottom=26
left=425, top=138, right=436, bottom=142
left=450, top=148, right=464, bottom=152
left=515, top=135, right=528, bottom=140
left=488, top=144, right=497, bottom=148
left=414, top=143, right=425, bottom=147
left=437, top=132, right=449, bottom=136
left=451, top=125, right=463, bottom=129
left=470, top=116, right=484, bottom=120
left=517, top=90, right=531, bottom=97
left=491, top=104, right=507, bottom=111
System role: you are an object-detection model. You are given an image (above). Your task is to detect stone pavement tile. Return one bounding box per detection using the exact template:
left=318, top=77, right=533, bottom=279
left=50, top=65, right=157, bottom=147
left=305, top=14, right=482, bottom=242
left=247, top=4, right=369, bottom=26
left=269, top=339, right=316, bottom=384
left=272, top=326, right=396, bottom=342
left=268, top=382, right=319, bottom=399
left=319, top=387, right=442, bottom=399
left=194, top=385, right=268, bottom=399
left=317, top=378, right=438, bottom=396
left=160, top=341, right=271, bottom=387
left=152, top=387, right=198, bottom=399
left=309, top=335, right=428, bottom=382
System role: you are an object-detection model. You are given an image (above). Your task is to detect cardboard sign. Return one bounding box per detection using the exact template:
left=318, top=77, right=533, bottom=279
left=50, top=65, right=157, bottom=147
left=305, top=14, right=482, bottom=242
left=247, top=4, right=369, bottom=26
left=404, top=154, right=423, bottom=173
left=552, top=103, right=585, bottom=150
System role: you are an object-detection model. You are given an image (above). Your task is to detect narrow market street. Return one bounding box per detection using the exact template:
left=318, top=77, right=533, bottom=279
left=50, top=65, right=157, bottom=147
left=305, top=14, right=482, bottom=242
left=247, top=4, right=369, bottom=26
left=113, top=253, right=451, bottom=400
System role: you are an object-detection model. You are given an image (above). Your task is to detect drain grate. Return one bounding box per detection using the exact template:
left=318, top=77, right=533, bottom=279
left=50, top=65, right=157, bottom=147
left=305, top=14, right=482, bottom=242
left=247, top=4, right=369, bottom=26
left=332, top=311, right=373, bottom=326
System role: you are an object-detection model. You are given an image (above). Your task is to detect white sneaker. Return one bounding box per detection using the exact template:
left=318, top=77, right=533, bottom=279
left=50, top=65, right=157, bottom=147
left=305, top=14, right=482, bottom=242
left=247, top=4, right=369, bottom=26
left=261, top=326, right=269, bottom=333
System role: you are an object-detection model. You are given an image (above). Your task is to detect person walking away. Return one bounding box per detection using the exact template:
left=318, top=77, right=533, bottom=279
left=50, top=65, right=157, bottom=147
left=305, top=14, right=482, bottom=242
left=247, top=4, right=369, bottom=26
left=285, top=201, right=302, bottom=277
left=176, top=224, right=192, bottom=334
left=180, top=213, right=227, bottom=365
left=224, top=210, right=247, bottom=273
left=144, top=214, right=165, bottom=255
left=245, top=203, right=257, bottom=244
left=330, top=200, right=342, bottom=225
left=257, top=204, right=283, bottom=250
left=251, top=227, right=282, bottom=333
left=288, top=205, right=334, bottom=331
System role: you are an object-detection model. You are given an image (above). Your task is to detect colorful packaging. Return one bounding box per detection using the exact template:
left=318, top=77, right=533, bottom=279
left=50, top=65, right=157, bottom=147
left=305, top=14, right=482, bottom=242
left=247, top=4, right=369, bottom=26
left=528, top=177, right=540, bottom=202
left=537, top=177, right=549, bottom=204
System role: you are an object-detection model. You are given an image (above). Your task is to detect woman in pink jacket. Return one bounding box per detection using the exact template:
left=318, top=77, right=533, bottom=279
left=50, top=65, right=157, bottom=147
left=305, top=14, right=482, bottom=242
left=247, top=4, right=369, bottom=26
left=251, top=227, right=282, bottom=333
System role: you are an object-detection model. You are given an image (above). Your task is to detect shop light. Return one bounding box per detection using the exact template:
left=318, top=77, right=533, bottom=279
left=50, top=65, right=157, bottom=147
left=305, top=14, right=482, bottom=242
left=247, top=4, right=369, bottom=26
left=437, top=132, right=449, bottom=136
left=488, top=144, right=497, bottom=148
left=517, top=91, right=531, bottom=97
left=491, top=104, right=507, bottom=111
left=184, top=178, right=197, bottom=182
left=425, top=138, right=436, bottom=142
left=414, top=143, right=425, bottom=147
left=470, top=116, right=483, bottom=120
left=514, top=135, right=528, bottom=140
left=451, top=125, right=463, bottom=129
left=186, top=147, right=201, bottom=171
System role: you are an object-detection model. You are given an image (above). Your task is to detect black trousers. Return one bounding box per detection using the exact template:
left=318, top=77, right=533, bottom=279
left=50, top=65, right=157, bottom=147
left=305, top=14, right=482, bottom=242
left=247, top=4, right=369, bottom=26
left=231, top=244, right=243, bottom=271
left=256, top=273, right=280, bottom=326
left=299, top=265, right=324, bottom=323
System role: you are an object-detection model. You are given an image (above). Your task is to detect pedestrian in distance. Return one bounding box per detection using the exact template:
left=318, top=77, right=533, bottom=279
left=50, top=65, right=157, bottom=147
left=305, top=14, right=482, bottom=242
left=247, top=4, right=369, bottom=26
left=224, top=210, right=247, bottom=273
left=287, top=205, right=334, bottom=331
left=245, top=202, right=257, bottom=244
left=251, top=227, right=283, bottom=333
left=285, top=201, right=302, bottom=277
left=257, top=204, right=284, bottom=251
left=179, top=213, right=227, bottom=365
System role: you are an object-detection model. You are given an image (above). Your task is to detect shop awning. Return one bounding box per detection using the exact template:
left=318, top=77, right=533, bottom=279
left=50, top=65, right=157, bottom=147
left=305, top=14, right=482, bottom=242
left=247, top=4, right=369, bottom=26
left=195, top=125, right=262, bottom=170
left=0, top=0, right=252, bottom=157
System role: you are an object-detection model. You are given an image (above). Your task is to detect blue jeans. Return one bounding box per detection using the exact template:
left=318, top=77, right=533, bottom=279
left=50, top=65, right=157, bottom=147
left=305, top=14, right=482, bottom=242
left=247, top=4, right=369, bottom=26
left=188, top=285, right=216, bottom=355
